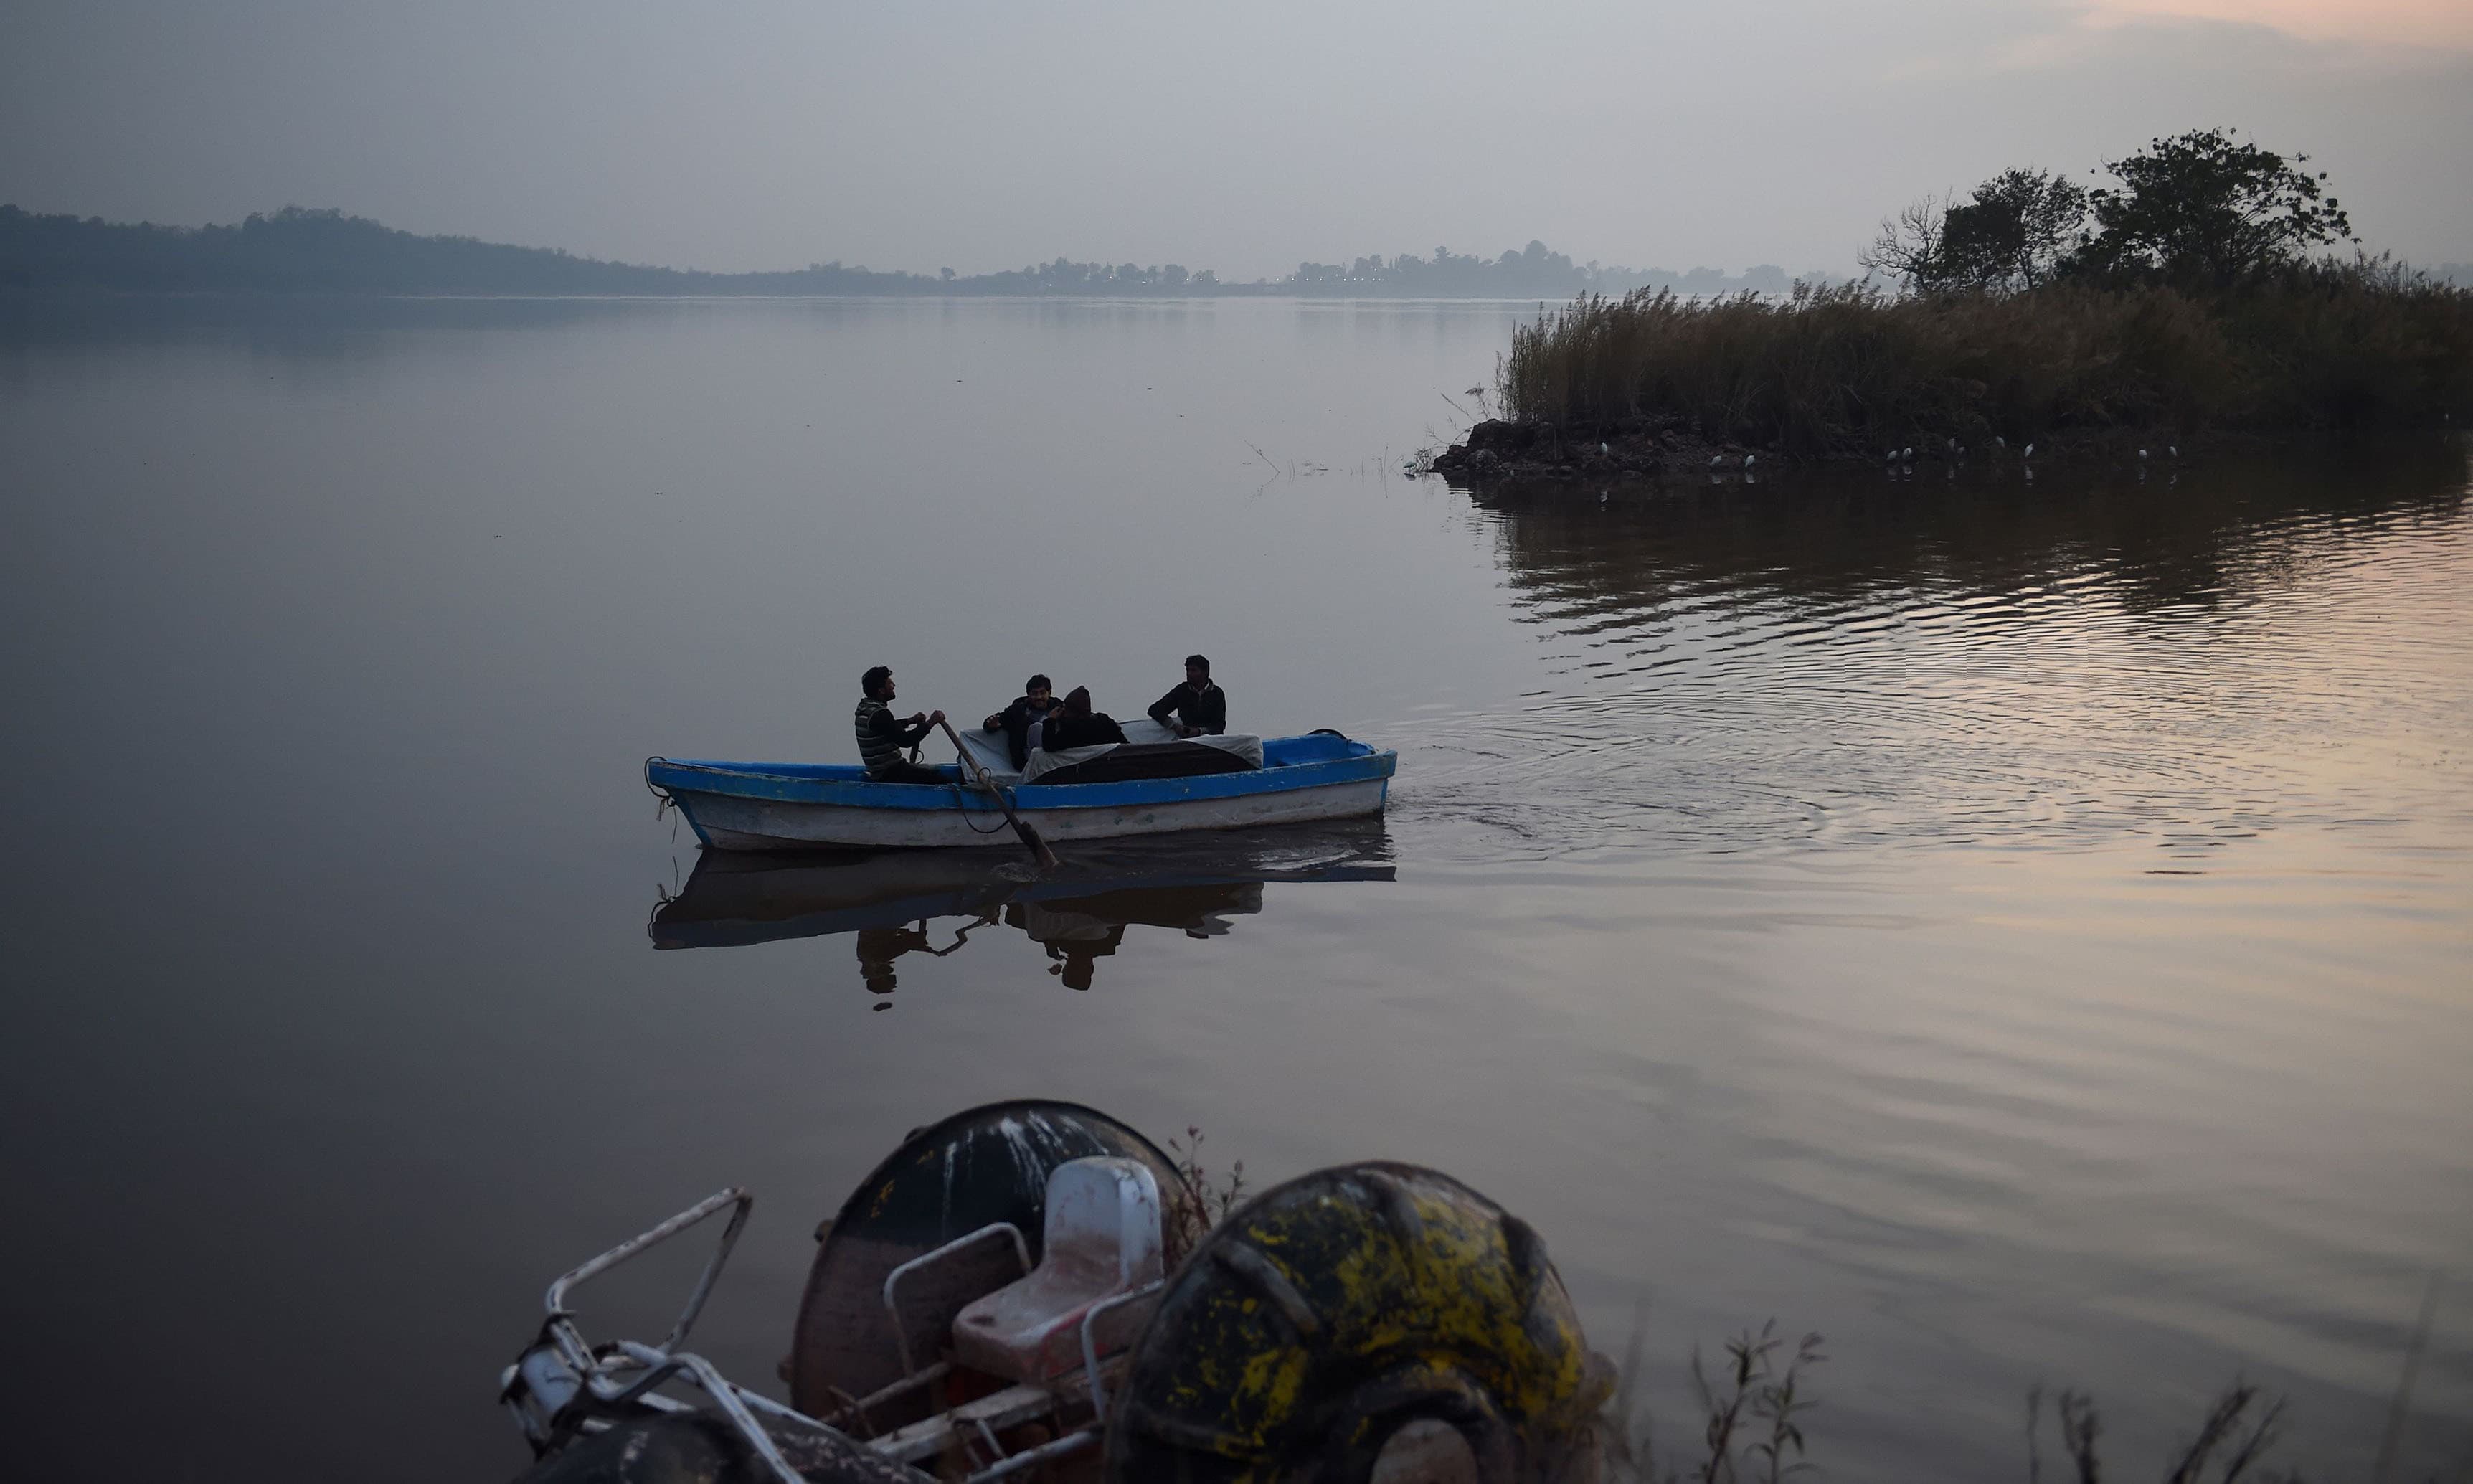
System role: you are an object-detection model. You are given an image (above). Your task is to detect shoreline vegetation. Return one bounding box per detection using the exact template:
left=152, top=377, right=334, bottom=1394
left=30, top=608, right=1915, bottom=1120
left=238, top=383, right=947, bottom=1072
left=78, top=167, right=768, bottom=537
left=1433, top=130, right=2473, bottom=481
left=1171, top=1138, right=2436, bottom=1484
left=1603, top=1326, right=2345, bottom=1484
left=0, top=203, right=1812, bottom=301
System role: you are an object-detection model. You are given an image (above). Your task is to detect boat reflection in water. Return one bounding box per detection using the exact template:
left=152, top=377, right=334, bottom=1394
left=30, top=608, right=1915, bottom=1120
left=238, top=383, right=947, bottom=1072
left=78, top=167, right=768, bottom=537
left=650, top=821, right=1394, bottom=996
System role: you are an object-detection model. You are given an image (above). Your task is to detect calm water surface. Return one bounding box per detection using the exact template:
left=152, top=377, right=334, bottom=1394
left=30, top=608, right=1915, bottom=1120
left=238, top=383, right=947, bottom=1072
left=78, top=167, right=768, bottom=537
left=2, top=298, right=2467, bottom=1482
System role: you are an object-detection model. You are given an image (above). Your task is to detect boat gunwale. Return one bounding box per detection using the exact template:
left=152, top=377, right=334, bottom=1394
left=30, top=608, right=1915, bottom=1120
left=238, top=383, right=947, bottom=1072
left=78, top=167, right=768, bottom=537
left=646, top=745, right=1396, bottom=815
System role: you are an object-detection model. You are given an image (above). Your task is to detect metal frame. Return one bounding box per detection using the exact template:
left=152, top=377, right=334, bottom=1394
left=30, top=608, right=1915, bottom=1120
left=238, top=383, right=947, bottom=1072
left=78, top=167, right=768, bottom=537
left=510, top=1188, right=813, bottom=1484
left=505, top=1187, right=1165, bottom=1484
left=542, top=1186, right=751, bottom=1374
left=585, top=1348, right=806, bottom=1484
left=879, top=1221, right=1031, bottom=1374
left=1079, top=1279, right=1166, bottom=1424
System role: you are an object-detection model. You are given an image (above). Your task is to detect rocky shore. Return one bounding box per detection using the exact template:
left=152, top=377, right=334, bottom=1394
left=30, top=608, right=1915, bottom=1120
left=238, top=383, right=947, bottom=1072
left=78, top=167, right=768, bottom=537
left=1427, top=417, right=2219, bottom=485
left=1429, top=417, right=1755, bottom=482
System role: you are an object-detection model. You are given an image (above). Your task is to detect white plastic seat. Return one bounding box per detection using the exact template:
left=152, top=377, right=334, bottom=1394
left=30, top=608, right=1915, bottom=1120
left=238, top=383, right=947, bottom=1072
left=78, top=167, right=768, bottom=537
left=950, top=1156, right=1164, bottom=1383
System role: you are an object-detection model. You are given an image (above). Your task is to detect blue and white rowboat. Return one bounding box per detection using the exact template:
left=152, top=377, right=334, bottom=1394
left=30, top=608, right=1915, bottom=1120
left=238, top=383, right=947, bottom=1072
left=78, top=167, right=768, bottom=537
left=647, top=732, right=1396, bottom=851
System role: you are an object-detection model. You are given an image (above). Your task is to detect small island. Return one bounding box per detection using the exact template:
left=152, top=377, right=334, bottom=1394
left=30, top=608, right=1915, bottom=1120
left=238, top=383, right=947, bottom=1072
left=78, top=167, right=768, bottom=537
left=1432, top=129, right=2473, bottom=483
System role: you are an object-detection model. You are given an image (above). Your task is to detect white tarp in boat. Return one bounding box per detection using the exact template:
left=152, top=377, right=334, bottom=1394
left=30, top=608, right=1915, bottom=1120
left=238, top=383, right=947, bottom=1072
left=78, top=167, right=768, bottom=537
left=953, top=715, right=1262, bottom=785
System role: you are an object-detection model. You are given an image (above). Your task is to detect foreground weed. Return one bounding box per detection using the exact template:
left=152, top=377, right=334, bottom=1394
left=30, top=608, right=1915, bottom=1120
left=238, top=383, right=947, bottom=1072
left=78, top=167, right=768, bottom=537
left=1163, top=1125, right=1248, bottom=1263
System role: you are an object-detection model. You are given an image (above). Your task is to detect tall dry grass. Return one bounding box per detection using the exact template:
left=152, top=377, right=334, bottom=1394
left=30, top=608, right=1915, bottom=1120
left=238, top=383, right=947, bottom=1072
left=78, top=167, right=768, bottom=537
left=1498, top=262, right=2473, bottom=455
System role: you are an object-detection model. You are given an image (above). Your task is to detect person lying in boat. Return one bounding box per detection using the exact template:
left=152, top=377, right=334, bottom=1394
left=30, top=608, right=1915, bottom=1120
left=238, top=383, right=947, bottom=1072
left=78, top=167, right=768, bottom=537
left=981, top=673, right=1059, bottom=770
left=1041, top=686, right=1129, bottom=751
left=1146, top=653, right=1227, bottom=737
left=854, top=664, right=947, bottom=784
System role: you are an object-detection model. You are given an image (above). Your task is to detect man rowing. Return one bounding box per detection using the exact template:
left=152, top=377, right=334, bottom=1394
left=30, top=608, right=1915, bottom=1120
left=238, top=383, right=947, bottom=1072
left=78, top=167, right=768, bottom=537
left=854, top=664, right=947, bottom=783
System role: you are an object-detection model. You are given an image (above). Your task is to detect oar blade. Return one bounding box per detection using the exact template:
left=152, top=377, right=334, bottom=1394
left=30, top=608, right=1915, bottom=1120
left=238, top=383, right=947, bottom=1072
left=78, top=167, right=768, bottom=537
left=1018, top=821, right=1061, bottom=869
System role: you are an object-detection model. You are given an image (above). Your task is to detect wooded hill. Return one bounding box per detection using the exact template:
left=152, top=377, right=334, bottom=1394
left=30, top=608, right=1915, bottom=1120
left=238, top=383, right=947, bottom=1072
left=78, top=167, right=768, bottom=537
left=0, top=204, right=1807, bottom=298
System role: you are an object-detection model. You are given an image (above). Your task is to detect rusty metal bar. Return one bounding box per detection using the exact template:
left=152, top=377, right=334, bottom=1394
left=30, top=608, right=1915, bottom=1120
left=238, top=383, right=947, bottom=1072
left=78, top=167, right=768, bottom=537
left=972, top=1416, right=1007, bottom=1465
left=854, top=1359, right=952, bottom=1418
left=867, top=1382, right=1058, bottom=1464
left=1077, top=1278, right=1166, bottom=1424
left=542, top=1188, right=752, bottom=1371
left=964, top=1427, right=1100, bottom=1483
left=879, top=1221, right=1030, bottom=1374
left=587, top=1348, right=804, bottom=1484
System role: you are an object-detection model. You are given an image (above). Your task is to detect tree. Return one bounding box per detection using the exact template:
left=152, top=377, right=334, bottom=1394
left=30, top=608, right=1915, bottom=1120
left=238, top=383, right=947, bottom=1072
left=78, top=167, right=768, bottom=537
left=1860, top=169, right=2086, bottom=293
left=2074, top=127, right=2353, bottom=285
left=1858, top=194, right=1949, bottom=290
left=1940, top=169, right=2086, bottom=289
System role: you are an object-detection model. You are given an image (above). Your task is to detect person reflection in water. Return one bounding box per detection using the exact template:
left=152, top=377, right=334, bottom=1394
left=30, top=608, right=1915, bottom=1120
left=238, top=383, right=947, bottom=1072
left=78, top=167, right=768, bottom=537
left=1045, top=933, right=1124, bottom=991
left=855, top=925, right=931, bottom=997
left=1006, top=901, right=1125, bottom=990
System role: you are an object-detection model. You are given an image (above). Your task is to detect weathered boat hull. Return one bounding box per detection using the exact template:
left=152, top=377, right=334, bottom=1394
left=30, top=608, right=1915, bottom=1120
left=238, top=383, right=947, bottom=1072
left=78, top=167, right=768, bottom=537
left=648, top=735, right=1395, bottom=852
left=672, top=778, right=1384, bottom=850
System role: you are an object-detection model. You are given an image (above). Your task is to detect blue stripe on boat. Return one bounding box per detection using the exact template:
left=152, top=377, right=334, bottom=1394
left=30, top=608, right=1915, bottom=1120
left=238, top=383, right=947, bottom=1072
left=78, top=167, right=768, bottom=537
left=646, top=733, right=1393, bottom=816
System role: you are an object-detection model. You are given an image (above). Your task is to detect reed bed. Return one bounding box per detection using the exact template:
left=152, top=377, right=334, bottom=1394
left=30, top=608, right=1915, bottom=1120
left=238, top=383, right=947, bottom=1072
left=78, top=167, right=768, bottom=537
left=1498, top=262, right=2473, bottom=458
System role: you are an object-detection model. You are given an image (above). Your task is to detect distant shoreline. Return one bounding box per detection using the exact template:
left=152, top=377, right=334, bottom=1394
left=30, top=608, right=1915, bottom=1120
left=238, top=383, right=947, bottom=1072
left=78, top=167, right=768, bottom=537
left=0, top=203, right=1819, bottom=301
left=0, top=285, right=1592, bottom=305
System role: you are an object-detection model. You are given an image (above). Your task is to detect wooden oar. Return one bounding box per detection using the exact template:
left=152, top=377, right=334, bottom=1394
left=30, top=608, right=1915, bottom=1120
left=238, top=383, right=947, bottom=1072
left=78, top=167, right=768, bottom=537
left=938, top=718, right=1059, bottom=869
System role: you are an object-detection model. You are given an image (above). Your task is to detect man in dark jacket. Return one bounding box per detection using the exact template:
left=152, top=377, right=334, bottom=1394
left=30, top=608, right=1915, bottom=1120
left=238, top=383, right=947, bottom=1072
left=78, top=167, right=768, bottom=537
left=1147, top=654, right=1227, bottom=737
left=854, top=665, right=946, bottom=783
left=982, top=674, right=1059, bottom=770
left=1041, top=686, right=1129, bottom=751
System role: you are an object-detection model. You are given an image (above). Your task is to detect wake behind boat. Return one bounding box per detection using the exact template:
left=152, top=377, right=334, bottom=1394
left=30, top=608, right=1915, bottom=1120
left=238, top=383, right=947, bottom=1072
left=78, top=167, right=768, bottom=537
left=646, top=726, right=1396, bottom=851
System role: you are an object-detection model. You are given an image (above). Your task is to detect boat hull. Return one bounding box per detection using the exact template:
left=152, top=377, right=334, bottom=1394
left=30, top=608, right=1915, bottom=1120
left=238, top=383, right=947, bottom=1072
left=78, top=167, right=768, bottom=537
left=648, top=737, right=1396, bottom=852
left=676, top=778, right=1387, bottom=849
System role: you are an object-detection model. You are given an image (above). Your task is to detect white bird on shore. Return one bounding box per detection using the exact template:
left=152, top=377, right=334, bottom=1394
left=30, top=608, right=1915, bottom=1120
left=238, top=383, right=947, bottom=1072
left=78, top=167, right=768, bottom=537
left=2023, top=443, right=2035, bottom=458
left=2170, top=444, right=2180, bottom=459
left=1901, top=446, right=1914, bottom=461
left=2139, top=448, right=2149, bottom=460
left=1994, top=435, right=2007, bottom=450
left=1710, top=454, right=1724, bottom=468
left=1743, top=453, right=1757, bottom=470
left=1601, top=441, right=1610, bottom=456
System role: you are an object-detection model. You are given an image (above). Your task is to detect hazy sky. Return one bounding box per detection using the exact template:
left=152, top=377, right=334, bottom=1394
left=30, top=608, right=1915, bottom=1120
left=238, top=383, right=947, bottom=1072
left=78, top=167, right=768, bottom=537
left=3, top=0, right=2467, bottom=279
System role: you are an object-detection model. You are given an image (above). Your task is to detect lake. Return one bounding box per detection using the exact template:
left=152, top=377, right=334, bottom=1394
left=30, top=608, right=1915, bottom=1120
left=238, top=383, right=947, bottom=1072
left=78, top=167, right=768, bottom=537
left=1, top=296, right=2467, bottom=1482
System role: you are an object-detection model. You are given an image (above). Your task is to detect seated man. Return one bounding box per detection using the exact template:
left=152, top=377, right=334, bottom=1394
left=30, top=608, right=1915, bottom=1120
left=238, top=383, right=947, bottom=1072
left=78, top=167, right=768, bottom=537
left=1041, top=686, right=1129, bottom=752
left=853, top=664, right=946, bottom=783
left=983, top=673, right=1059, bottom=770
left=1147, top=653, right=1227, bottom=737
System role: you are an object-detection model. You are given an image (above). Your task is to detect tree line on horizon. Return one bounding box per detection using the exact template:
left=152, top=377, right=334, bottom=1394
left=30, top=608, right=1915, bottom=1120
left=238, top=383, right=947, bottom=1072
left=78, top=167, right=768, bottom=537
left=0, top=203, right=1835, bottom=299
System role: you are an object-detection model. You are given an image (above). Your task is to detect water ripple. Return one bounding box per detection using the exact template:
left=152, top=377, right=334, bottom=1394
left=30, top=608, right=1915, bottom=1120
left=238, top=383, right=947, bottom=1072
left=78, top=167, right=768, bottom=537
left=1400, top=454, right=2473, bottom=865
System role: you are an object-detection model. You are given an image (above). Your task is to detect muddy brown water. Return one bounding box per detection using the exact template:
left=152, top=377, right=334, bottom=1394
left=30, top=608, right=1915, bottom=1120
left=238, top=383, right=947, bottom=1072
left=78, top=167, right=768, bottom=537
left=1, top=296, right=2467, bottom=1482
